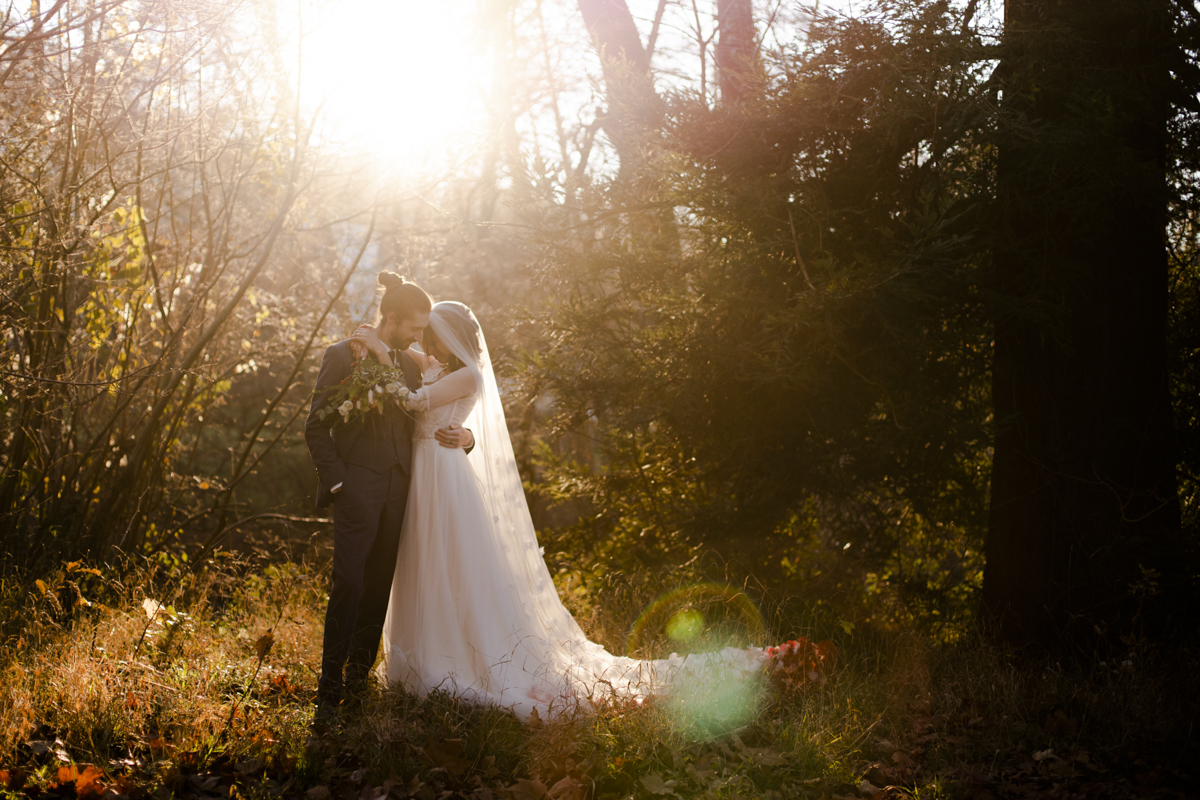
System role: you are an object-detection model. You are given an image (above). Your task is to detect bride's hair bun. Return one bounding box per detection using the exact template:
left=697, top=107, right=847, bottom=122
left=377, top=271, right=433, bottom=323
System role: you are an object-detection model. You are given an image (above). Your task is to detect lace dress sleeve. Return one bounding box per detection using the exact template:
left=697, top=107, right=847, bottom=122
left=406, top=368, right=477, bottom=412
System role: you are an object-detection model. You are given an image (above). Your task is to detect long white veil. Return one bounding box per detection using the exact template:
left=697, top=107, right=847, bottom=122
left=421, top=301, right=764, bottom=714
left=425, top=302, right=595, bottom=653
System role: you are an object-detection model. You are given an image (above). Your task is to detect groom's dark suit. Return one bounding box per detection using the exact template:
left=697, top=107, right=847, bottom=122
left=304, top=339, right=422, bottom=698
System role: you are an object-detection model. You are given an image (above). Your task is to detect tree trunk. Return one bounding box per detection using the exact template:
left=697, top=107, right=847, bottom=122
left=983, top=0, right=1190, bottom=651
left=715, top=0, right=758, bottom=105
left=576, top=0, right=658, bottom=177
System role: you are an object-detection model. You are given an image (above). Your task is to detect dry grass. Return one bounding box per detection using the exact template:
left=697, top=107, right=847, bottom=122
left=0, top=556, right=1196, bottom=800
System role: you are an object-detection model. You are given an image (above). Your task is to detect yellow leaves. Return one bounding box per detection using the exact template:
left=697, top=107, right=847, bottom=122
left=33, top=562, right=101, bottom=604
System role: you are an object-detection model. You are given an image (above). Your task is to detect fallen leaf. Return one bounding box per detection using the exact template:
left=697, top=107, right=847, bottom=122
left=858, top=779, right=882, bottom=796
left=305, top=786, right=332, bottom=800
left=29, top=738, right=70, bottom=762
left=255, top=629, right=275, bottom=660
left=507, top=777, right=549, bottom=800
left=1044, top=709, right=1078, bottom=738
left=142, top=598, right=163, bottom=620
left=0, top=768, right=26, bottom=792
left=234, top=758, right=262, bottom=775
left=187, top=775, right=220, bottom=793
left=639, top=773, right=677, bottom=796
left=546, top=775, right=587, bottom=800
left=742, top=746, right=789, bottom=767
left=53, top=764, right=105, bottom=795
left=425, top=739, right=471, bottom=776
left=76, top=765, right=105, bottom=797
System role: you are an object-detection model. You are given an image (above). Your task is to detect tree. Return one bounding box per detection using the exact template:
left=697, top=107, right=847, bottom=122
left=524, top=3, right=997, bottom=625
left=0, top=0, right=375, bottom=564
left=715, top=0, right=760, bottom=105
left=981, top=0, right=1193, bottom=649
left=576, top=0, right=660, bottom=178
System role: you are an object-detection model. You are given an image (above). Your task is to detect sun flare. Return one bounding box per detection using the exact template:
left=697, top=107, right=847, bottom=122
left=290, top=0, right=489, bottom=174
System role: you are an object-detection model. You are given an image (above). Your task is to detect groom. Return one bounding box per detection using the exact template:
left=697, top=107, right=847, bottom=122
left=304, top=272, right=471, bottom=713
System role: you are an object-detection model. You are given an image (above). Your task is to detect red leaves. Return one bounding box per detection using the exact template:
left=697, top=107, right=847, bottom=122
left=763, top=637, right=838, bottom=692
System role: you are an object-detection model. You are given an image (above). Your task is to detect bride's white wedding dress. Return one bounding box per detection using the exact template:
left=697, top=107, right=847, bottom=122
left=378, top=303, right=762, bottom=719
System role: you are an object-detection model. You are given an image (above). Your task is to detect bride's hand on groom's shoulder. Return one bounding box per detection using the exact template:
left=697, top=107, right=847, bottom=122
left=350, top=325, right=391, bottom=366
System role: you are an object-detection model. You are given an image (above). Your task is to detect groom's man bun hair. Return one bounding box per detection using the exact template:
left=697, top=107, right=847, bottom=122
left=377, top=271, right=433, bottom=323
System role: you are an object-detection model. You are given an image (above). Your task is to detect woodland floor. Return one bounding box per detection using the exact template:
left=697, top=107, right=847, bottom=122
left=0, top=558, right=1196, bottom=800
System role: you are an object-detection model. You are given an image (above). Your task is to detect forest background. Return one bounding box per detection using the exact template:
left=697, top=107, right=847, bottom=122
left=2, top=0, right=1200, bottom=797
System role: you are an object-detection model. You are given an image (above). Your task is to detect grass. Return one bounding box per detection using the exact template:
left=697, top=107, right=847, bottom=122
left=0, top=554, right=1196, bottom=800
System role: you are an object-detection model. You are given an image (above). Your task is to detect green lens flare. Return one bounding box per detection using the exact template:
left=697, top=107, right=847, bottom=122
left=668, top=668, right=764, bottom=733
left=627, top=582, right=767, bottom=655
left=628, top=583, right=769, bottom=733
left=665, top=608, right=705, bottom=642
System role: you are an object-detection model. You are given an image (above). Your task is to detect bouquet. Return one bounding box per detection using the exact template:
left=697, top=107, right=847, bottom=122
left=763, top=637, right=838, bottom=692
left=314, top=356, right=412, bottom=425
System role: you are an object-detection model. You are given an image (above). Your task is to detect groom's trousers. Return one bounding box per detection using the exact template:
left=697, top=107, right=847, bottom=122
left=320, top=461, right=410, bottom=696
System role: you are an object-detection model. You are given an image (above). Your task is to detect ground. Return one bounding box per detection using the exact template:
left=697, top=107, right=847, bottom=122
left=1, top=559, right=1195, bottom=800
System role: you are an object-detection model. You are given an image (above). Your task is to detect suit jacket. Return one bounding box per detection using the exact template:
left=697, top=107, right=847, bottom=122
left=304, top=340, right=423, bottom=509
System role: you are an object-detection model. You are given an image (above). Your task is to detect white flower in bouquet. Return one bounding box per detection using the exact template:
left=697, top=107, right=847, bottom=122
left=338, top=400, right=353, bottom=418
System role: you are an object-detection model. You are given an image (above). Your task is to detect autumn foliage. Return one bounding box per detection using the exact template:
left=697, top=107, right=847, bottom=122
left=762, top=638, right=839, bottom=693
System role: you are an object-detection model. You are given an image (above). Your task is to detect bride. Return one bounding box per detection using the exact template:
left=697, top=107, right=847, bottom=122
left=362, top=301, right=761, bottom=718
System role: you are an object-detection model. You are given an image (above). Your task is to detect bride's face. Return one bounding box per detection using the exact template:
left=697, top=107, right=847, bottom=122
left=424, top=327, right=452, bottom=363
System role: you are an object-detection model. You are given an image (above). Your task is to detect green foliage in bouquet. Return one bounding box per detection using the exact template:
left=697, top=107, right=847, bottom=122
left=314, top=358, right=412, bottom=425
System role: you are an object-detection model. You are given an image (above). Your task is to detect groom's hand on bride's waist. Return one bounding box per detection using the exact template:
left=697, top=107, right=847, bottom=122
left=435, top=424, right=474, bottom=450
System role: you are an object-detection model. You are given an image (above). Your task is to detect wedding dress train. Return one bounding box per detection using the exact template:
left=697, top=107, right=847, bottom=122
left=377, top=304, right=763, bottom=719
